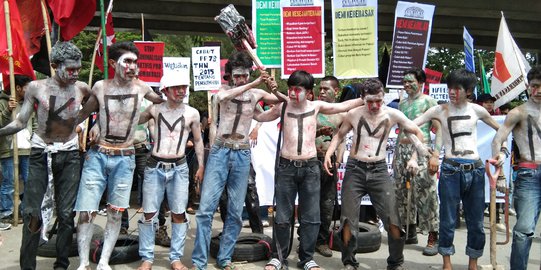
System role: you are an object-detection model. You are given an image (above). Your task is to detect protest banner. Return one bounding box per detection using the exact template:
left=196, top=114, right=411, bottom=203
left=332, top=0, right=377, bottom=79
left=253, top=0, right=281, bottom=67
left=162, top=57, right=191, bottom=103
left=280, top=0, right=324, bottom=78
left=386, top=1, right=435, bottom=88
left=134, top=41, right=164, bottom=87
left=191, top=46, right=221, bottom=91
left=424, top=67, right=443, bottom=94
left=463, top=27, right=475, bottom=73
left=429, top=83, right=448, bottom=102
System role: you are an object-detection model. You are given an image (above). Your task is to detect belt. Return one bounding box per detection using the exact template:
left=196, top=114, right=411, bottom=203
left=147, top=155, right=187, bottom=170
left=93, top=145, right=135, bottom=156
left=214, top=139, right=250, bottom=150
left=134, top=142, right=149, bottom=154
left=348, top=158, right=386, bottom=168
left=518, top=162, right=540, bottom=169
left=280, top=157, right=320, bottom=168
left=443, top=159, right=483, bottom=171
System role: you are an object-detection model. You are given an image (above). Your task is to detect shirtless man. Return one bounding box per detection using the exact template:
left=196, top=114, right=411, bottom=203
left=0, top=42, right=91, bottom=270
left=136, top=74, right=205, bottom=270
left=394, top=68, right=441, bottom=256
left=491, top=67, right=541, bottom=270
left=191, top=51, right=277, bottom=270
left=413, top=69, right=503, bottom=270
left=74, top=41, right=164, bottom=270
left=255, top=70, right=363, bottom=270
left=323, top=78, right=427, bottom=270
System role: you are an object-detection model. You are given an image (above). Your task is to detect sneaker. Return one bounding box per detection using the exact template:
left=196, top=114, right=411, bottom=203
left=315, top=244, right=333, bottom=257
left=155, top=225, right=171, bottom=247
left=0, top=222, right=11, bottom=231
left=262, top=220, right=270, bottom=227
left=119, top=227, right=128, bottom=235
left=495, top=223, right=507, bottom=232
left=97, top=208, right=107, bottom=216
left=508, top=208, right=516, bottom=216
left=422, top=231, right=438, bottom=256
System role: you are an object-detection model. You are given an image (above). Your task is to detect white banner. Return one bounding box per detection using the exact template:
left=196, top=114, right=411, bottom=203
left=163, top=57, right=191, bottom=103
left=429, top=83, right=449, bottom=103
left=191, top=46, right=221, bottom=91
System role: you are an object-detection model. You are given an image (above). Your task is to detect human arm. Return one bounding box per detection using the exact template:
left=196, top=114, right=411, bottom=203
left=77, top=94, right=99, bottom=124
left=318, top=98, right=364, bottom=115
left=324, top=118, right=352, bottom=175
left=249, top=122, right=262, bottom=148
left=215, top=72, right=269, bottom=103
left=0, top=88, right=36, bottom=136
left=253, top=103, right=282, bottom=122
left=190, top=112, right=205, bottom=182
left=428, top=119, right=442, bottom=175
left=209, top=94, right=218, bottom=146
left=138, top=105, right=153, bottom=124
left=491, top=109, right=519, bottom=169
left=144, top=86, right=165, bottom=104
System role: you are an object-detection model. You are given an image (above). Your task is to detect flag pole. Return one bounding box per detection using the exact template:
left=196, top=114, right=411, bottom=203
left=100, top=0, right=108, bottom=79
left=40, top=0, right=54, bottom=76
left=141, top=13, right=144, bottom=40
left=3, top=0, right=20, bottom=227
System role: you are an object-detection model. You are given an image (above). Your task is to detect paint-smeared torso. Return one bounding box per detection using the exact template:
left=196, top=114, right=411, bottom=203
left=280, top=102, right=318, bottom=160
left=216, top=91, right=258, bottom=144
left=436, top=104, right=481, bottom=159
left=398, top=95, right=437, bottom=141
left=512, top=103, right=541, bottom=162
left=150, top=103, right=198, bottom=159
left=349, top=106, right=393, bottom=162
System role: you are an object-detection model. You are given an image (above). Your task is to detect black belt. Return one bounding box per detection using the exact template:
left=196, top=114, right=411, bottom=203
left=443, top=159, right=483, bottom=171
left=280, top=157, right=320, bottom=168
left=348, top=158, right=386, bottom=168
left=214, top=139, right=250, bottom=150
left=92, top=145, right=135, bottom=156
left=147, top=155, right=186, bottom=170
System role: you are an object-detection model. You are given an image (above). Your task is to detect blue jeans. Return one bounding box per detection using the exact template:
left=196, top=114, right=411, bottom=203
left=0, top=156, right=29, bottom=218
left=139, top=161, right=189, bottom=263
left=192, top=145, right=251, bottom=269
left=510, top=166, right=541, bottom=270
left=438, top=159, right=485, bottom=258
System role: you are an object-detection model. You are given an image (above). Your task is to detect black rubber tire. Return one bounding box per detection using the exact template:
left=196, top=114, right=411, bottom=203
left=330, top=222, right=381, bottom=253
left=90, top=234, right=140, bottom=265
left=37, top=224, right=104, bottom=258
left=210, top=233, right=272, bottom=262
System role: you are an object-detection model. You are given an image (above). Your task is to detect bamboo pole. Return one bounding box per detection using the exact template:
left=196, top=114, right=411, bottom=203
left=3, top=0, right=20, bottom=227
left=40, top=0, right=54, bottom=76
left=141, top=13, right=144, bottom=40
left=100, top=0, right=108, bottom=79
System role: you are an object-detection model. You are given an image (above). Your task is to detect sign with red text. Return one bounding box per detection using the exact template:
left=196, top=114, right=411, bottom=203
left=386, top=1, right=435, bottom=88
left=134, top=41, right=165, bottom=87
left=191, top=46, right=221, bottom=91
left=424, top=67, right=443, bottom=94
left=280, top=0, right=324, bottom=78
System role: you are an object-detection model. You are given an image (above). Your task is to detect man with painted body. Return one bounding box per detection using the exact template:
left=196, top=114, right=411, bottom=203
left=257, top=70, right=363, bottom=270
left=323, top=78, right=428, bottom=270
left=413, top=69, right=503, bottom=270
left=191, top=51, right=277, bottom=270
left=0, top=42, right=91, bottom=270
left=313, top=75, right=345, bottom=257
left=136, top=74, right=205, bottom=270
left=74, top=41, right=164, bottom=270
left=393, top=68, right=442, bottom=256
left=491, top=67, right=541, bottom=270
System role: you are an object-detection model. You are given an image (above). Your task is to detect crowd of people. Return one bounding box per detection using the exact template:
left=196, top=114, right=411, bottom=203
left=0, top=40, right=539, bottom=270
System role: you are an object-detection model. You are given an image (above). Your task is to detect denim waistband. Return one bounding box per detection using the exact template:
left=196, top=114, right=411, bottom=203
left=442, top=158, right=483, bottom=171
left=214, top=139, right=250, bottom=150
left=280, top=157, right=319, bottom=168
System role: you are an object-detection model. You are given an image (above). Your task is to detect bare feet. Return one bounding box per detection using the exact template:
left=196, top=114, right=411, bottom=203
left=171, top=261, right=188, bottom=270
left=137, top=261, right=152, bottom=270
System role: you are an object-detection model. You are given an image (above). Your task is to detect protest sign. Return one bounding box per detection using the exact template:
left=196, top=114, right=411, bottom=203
left=134, top=41, right=165, bottom=87
left=191, top=46, right=221, bottom=91
left=429, top=83, right=449, bottom=102
left=253, top=0, right=282, bottom=67
left=424, top=67, right=443, bottom=94
left=281, top=0, right=324, bottom=78
left=386, top=1, right=435, bottom=88
left=162, top=57, right=191, bottom=103
left=332, top=0, right=378, bottom=79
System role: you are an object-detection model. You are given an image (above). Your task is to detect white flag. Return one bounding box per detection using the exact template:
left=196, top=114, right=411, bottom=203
left=491, top=14, right=531, bottom=108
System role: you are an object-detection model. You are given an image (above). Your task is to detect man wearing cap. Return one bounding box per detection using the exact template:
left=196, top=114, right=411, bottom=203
left=476, top=93, right=500, bottom=115
left=136, top=74, right=205, bottom=270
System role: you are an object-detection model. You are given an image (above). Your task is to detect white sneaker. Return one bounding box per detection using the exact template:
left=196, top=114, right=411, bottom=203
left=495, top=223, right=507, bottom=232
left=0, top=222, right=11, bottom=231
left=262, top=220, right=270, bottom=227
left=508, top=208, right=516, bottom=216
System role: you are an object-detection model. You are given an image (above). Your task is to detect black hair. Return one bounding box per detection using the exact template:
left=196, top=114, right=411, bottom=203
left=50, top=41, right=82, bottom=64
left=224, top=51, right=253, bottom=76
left=360, top=78, right=384, bottom=97
left=446, top=69, right=477, bottom=92
left=403, top=68, right=426, bottom=83
left=527, top=66, right=541, bottom=83
left=287, top=70, right=314, bottom=90
left=321, top=75, right=340, bottom=89
left=339, top=83, right=361, bottom=102
left=109, top=41, right=139, bottom=61
left=3, top=75, right=33, bottom=94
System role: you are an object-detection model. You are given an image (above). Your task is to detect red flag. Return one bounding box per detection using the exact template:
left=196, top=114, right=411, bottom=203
left=95, top=7, right=115, bottom=79
left=17, top=0, right=49, bottom=56
left=47, top=0, right=96, bottom=41
left=0, top=0, right=37, bottom=89
left=423, top=68, right=443, bottom=95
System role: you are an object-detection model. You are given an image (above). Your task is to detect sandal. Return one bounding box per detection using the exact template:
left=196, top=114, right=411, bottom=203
left=265, top=258, right=282, bottom=270
left=304, top=260, right=320, bottom=270
left=220, top=262, right=235, bottom=270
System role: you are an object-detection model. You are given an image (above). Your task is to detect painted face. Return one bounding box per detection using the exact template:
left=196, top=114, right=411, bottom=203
left=231, top=67, right=250, bottom=87
left=318, top=80, right=336, bottom=102
left=364, top=92, right=384, bottom=114
left=447, top=86, right=467, bottom=104
left=529, top=79, right=541, bottom=104
left=56, top=59, right=81, bottom=84
left=403, top=74, right=422, bottom=97
left=288, top=86, right=307, bottom=103
left=116, top=52, right=138, bottom=80
left=164, top=85, right=187, bottom=103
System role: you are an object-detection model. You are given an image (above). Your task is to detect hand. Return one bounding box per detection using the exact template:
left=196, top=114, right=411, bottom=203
left=406, top=158, right=420, bottom=175
left=265, top=76, right=278, bottom=92
left=323, top=155, right=334, bottom=176
left=428, top=156, right=440, bottom=175
left=7, top=97, right=17, bottom=112
left=256, top=71, right=270, bottom=85
left=88, top=125, right=100, bottom=143
left=249, top=127, right=259, bottom=147
left=496, top=175, right=507, bottom=193
left=492, top=152, right=506, bottom=168
left=195, top=166, right=204, bottom=183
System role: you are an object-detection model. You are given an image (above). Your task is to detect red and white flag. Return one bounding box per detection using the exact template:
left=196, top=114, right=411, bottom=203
left=95, top=0, right=116, bottom=79
left=491, top=14, right=531, bottom=108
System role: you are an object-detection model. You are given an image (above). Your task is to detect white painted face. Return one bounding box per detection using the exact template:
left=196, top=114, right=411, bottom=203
left=56, top=59, right=81, bottom=84
left=231, top=67, right=250, bottom=87
left=164, top=85, right=187, bottom=104
left=116, top=52, right=138, bottom=80
left=288, top=86, right=307, bottom=103
left=528, top=79, right=541, bottom=104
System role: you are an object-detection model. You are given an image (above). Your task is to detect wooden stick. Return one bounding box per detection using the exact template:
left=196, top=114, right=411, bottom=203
left=40, top=0, right=54, bottom=76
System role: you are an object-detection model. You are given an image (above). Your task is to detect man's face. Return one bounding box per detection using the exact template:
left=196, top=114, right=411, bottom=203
left=481, top=100, right=495, bottom=112
left=364, top=91, right=384, bottom=114
left=288, top=86, right=307, bottom=103
left=231, top=67, right=250, bottom=87
left=528, top=79, right=541, bottom=104
left=164, top=85, right=187, bottom=103
left=448, top=86, right=468, bottom=105
left=56, top=59, right=81, bottom=84
left=115, top=52, right=138, bottom=80
left=403, top=74, right=422, bottom=97
left=318, top=80, right=337, bottom=102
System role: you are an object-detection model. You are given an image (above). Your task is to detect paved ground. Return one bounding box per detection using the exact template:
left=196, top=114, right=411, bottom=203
left=0, top=210, right=539, bottom=270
